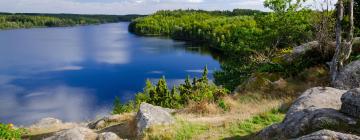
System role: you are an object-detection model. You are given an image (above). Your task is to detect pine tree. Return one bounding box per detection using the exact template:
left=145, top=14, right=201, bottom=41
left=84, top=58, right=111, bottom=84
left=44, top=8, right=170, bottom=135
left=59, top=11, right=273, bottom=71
left=112, top=97, right=123, bottom=114
left=201, top=65, right=209, bottom=83
left=144, top=79, right=153, bottom=95
left=192, top=77, right=198, bottom=86
left=153, top=76, right=170, bottom=107
left=184, top=75, right=192, bottom=89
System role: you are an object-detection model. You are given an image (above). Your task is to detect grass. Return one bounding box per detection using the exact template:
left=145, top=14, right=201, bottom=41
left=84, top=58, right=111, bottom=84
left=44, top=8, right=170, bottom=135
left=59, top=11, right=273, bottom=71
left=224, top=109, right=285, bottom=139
left=143, top=108, right=285, bottom=140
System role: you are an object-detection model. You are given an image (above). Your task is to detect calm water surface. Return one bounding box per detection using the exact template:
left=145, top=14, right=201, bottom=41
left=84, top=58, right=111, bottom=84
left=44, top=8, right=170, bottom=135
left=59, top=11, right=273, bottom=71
left=0, top=22, right=220, bottom=125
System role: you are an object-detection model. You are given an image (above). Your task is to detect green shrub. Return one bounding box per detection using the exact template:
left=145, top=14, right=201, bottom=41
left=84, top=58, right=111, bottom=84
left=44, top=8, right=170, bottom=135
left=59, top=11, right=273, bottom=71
left=112, top=66, right=229, bottom=114
left=0, top=123, right=26, bottom=140
left=217, top=99, right=229, bottom=111
left=112, top=97, right=134, bottom=114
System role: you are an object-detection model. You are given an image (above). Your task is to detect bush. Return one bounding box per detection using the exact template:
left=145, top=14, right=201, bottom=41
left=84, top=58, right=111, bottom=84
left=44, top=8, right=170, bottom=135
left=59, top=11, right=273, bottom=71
left=217, top=99, right=230, bottom=111
left=112, top=97, right=134, bottom=114
left=112, top=66, right=229, bottom=114
left=0, top=123, right=25, bottom=140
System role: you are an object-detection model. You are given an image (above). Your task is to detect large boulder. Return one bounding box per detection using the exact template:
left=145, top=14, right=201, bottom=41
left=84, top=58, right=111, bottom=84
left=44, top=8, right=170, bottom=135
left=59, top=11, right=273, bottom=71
left=334, top=60, right=360, bottom=90
left=341, top=88, right=360, bottom=118
left=31, top=118, right=63, bottom=128
left=258, top=87, right=356, bottom=139
left=285, top=41, right=319, bottom=62
left=136, top=102, right=175, bottom=136
left=27, top=118, right=78, bottom=136
left=294, top=129, right=360, bottom=140
left=97, top=132, right=122, bottom=140
left=44, top=127, right=98, bottom=140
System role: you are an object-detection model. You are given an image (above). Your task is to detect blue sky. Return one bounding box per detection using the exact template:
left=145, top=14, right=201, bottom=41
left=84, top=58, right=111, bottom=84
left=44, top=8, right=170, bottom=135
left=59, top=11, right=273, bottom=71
left=0, top=0, right=267, bottom=15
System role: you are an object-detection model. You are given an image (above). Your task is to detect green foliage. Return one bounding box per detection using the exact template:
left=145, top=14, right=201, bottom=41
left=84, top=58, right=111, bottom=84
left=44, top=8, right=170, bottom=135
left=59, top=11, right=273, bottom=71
left=129, top=8, right=316, bottom=90
left=112, top=67, right=229, bottom=114
left=144, top=108, right=285, bottom=139
left=112, top=97, right=134, bottom=114
left=0, top=13, right=142, bottom=30
left=217, top=99, right=230, bottom=111
left=264, top=0, right=307, bottom=12
left=227, top=109, right=285, bottom=137
left=0, top=123, right=26, bottom=140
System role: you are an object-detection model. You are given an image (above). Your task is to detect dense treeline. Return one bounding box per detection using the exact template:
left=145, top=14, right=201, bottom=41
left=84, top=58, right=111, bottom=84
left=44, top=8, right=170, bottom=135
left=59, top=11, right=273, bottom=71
left=129, top=8, right=317, bottom=90
left=129, top=9, right=313, bottom=53
left=0, top=13, right=143, bottom=29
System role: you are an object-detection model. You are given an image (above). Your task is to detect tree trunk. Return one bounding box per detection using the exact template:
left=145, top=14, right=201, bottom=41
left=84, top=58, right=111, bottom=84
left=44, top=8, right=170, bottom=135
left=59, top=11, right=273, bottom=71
left=330, top=0, right=344, bottom=82
left=344, top=0, right=354, bottom=60
left=330, top=0, right=355, bottom=84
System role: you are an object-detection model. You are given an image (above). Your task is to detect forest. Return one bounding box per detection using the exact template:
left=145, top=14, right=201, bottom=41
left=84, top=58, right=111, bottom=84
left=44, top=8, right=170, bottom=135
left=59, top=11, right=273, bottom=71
left=129, top=3, right=360, bottom=90
left=0, top=13, right=143, bottom=29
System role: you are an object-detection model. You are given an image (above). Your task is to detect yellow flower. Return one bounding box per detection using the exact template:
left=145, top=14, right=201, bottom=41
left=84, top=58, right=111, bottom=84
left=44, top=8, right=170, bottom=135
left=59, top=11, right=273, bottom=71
left=8, top=123, right=14, bottom=129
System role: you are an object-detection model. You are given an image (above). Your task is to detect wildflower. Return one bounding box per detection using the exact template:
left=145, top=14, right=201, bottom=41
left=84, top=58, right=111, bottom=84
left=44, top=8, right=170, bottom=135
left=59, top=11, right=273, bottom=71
left=8, top=123, right=14, bottom=129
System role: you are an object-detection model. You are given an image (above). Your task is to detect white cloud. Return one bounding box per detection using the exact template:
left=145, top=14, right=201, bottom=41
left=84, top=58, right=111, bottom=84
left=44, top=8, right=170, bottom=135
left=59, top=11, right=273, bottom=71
left=0, top=84, right=107, bottom=125
left=0, top=0, right=267, bottom=15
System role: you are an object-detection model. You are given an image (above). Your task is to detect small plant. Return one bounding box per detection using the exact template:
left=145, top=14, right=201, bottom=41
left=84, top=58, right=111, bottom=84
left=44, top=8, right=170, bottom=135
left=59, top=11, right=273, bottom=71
left=218, top=99, right=229, bottom=111
left=0, top=123, right=26, bottom=140
left=112, top=97, right=134, bottom=114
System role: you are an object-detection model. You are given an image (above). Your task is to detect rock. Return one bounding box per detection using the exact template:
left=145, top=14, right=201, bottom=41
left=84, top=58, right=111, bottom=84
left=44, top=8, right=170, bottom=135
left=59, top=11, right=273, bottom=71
left=136, top=102, right=175, bottom=135
left=235, top=72, right=281, bottom=93
left=287, top=87, right=346, bottom=115
left=30, top=118, right=63, bottom=128
left=27, top=117, right=79, bottom=136
left=44, top=127, right=98, bottom=140
left=341, top=88, right=360, bottom=118
left=88, top=113, right=135, bottom=130
left=258, top=87, right=356, bottom=139
left=294, top=129, right=360, bottom=140
left=285, top=41, right=319, bottom=62
left=88, top=114, right=126, bottom=129
left=97, top=132, right=122, bottom=140
left=334, top=60, right=360, bottom=90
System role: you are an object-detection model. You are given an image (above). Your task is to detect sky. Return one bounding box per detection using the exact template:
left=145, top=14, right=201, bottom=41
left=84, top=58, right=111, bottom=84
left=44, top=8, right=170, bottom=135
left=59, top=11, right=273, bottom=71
left=0, top=0, right=268, bottom=15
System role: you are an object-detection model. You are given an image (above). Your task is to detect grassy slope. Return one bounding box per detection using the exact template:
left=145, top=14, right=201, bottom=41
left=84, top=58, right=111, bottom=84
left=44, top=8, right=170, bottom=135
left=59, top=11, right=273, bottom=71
left=144, top=108, right=285, bottom=140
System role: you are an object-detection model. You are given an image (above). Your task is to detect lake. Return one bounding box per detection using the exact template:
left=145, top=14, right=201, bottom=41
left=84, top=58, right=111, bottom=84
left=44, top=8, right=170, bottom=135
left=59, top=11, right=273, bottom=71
left=0, top=22, right=220, bottom=125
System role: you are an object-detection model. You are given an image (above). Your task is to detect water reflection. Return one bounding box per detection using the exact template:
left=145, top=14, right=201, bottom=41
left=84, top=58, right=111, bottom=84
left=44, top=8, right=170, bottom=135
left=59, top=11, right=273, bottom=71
left=0, top=23, right=220, bottom=125
left=0, top=83, right=106, bottom=125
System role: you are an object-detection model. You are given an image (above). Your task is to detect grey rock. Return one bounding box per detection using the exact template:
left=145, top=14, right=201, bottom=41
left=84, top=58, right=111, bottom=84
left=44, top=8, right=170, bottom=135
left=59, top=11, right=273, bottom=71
left=97, top=132, right=122, bottom=140
left=334, top=60, right=360, bottom=90
left=287, top=87, right=346, bottom=115
left=285, top=41, right=319, bottom=62
left=30, top=117, right=63, bottom=128
left=44, top=127, right=98, bottom=140
left=294, top=129, right=360, bottom=140
left=258, top=87, right=356, bottom=139
left=341, top=88, right=360, bottom=118
left=136, top=102, right=175, bottom=135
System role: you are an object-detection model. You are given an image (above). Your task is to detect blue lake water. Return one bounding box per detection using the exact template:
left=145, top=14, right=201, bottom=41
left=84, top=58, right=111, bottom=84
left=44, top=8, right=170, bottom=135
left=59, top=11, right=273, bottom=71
left=0, top=22, right=220, bottom=125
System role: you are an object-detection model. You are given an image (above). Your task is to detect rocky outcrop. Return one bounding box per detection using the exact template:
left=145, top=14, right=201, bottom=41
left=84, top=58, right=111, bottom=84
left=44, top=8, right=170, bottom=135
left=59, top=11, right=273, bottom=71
left=88, top=114, right=132, bottom=129
left=44, top=127, right=98, bottom=140
left=27, top=117, right=79, bottom=136
left=285, top=41, right=319, bottom=62
left=334, top=60, right=360, bottom=90
left=31, top=118, right=63, bottom=128
left=136, top=102, right=175, bottom=135
left=286, top=87, right=346, bottom=115
left=97, top=132, right=122, bottom=140
left=258, top=87, right=356, bottom=139
left=293, top=129, right=360, bottom=140
left=341, top=88, right=360, bottom=118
